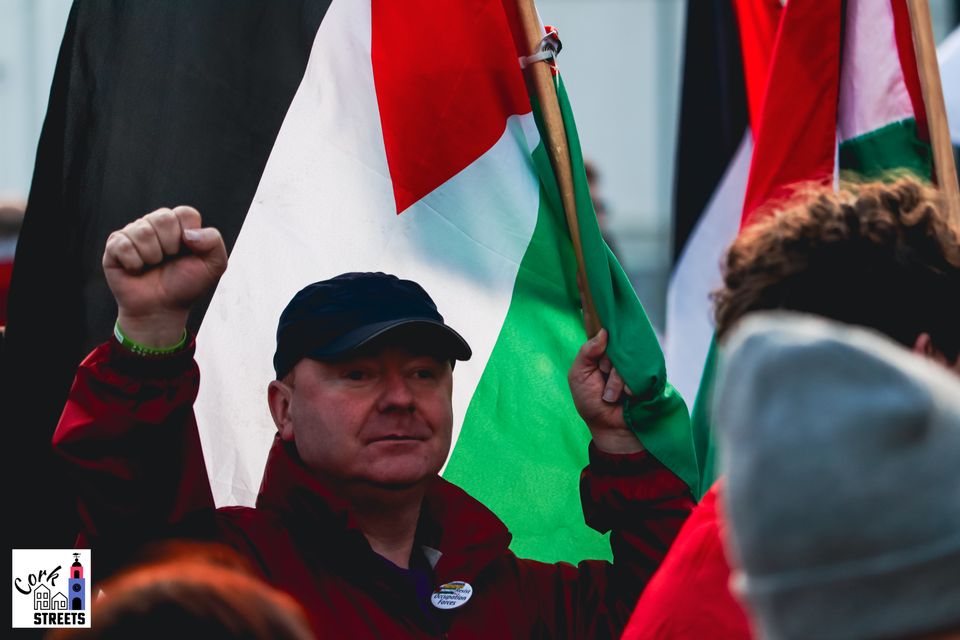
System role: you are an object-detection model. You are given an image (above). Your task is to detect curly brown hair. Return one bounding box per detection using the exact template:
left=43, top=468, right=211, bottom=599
left=713, top=176, right=960, bottom=359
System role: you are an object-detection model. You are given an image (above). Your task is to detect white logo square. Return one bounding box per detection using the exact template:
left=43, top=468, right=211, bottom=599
left=11, top=549, right=91, bottom=628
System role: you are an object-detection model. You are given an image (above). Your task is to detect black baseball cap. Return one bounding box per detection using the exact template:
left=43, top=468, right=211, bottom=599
left=273, top=272, right=472, bottom=378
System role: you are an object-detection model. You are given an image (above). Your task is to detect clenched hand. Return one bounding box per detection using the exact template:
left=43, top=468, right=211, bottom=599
left=103, top=206, right=227, bottom=347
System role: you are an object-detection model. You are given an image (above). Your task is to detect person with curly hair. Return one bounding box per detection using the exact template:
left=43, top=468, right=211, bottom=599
left=715, top=177, right=960, bottom=365
left=623, top=175, right=960, bottom=640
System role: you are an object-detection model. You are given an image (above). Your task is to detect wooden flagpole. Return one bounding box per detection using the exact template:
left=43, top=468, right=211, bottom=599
left=907, top=0, right=960, bottom=225
left=515, top=0, right=601, bottom=336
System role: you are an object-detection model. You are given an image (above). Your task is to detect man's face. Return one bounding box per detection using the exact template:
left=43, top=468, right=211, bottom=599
left=275, top=344, right=454, bottom=489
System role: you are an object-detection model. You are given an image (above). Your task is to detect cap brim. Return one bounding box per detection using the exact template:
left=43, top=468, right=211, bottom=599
left=305, top=318, right=472, bottom=361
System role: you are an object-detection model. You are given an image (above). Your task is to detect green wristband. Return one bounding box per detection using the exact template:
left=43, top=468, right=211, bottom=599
left=114, top=320, right=188, bottom=356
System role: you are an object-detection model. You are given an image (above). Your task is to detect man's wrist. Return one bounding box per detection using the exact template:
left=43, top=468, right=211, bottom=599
left=116, top=311, right=189, bottom=352
left=591, top=429, right=645, bottom=455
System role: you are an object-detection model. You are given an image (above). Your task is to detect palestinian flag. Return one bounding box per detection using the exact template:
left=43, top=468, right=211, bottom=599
left=672, top=0, right=942, bottom=497
left=5, top=0, right=693, bottom=561
left=666, top=0, right=783, bottom=496
left=836, top=0, right=932, bottom=180
left=666, top=0, right=783, bottom=436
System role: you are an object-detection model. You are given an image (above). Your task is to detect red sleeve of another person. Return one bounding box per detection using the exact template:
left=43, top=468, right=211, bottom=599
left=622, top=482, right=754, bottom=640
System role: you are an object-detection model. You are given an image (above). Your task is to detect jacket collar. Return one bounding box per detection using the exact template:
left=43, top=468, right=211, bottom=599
left=255, top=436, right=512, bottom=583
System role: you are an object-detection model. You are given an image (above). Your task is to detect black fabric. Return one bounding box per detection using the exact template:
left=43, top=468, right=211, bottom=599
left=671, top=0, right=749, bottom=264
left=3, top=0, right=331, bottom=548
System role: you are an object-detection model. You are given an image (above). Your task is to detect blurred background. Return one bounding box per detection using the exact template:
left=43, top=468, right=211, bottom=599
left=2, top=0, right=958, bottom=330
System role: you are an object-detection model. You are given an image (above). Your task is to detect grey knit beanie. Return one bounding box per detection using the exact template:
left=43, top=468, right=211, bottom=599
left=714, top=312, right=960, bottom=640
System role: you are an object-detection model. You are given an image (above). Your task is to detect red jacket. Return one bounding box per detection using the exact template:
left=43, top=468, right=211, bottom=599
left=53, top=340, right=694, bottom=638
left=622, top=482, right=753, bottom=639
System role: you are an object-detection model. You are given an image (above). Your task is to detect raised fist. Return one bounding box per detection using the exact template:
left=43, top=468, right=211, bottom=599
left=103, top=206, right=227, bottom=347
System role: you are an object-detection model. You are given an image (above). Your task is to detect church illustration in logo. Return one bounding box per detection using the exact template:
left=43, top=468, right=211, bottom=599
left=68, top=553, right=86, bottom=611
left=29, top=553, right=85, bottom=613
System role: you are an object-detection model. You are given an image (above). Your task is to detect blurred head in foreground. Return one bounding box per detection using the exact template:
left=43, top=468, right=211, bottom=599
left=48, top=549, right=313, bottom=640
left=715, top=312, right=960, bottom=640
left=713, top=176, right=960, bottom=369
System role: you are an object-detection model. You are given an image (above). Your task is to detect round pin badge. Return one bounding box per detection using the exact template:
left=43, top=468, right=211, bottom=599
left=430, top=581, right=473, bottom=610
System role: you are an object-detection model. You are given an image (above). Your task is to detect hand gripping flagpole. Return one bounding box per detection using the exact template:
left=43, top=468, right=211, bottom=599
left=907, top=0, right=960, bottom=225
left=515, top=0, right=601, bottom=337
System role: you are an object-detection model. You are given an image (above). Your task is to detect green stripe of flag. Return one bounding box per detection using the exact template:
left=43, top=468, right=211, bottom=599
left=690, top=339, right=719, bottom=499
left=548, top=79, right=698, bottom=496
left=445, top=77, right=697, bottom=563
left=839, top=118, right=933, bottom=178
left=443, top=163, right=604, bottom=562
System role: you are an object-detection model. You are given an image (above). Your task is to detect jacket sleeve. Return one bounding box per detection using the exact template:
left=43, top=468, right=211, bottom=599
left=521, top=443, right=695, bottom=639
left=52, top=339, right=216, bottom=556
left=622, top=483, right=753, bottom=640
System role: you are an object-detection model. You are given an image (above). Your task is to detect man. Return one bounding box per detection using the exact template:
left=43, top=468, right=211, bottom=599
left=53, top=205, right=694, bottom=638
left=623, top=176, right=960, bottom=639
